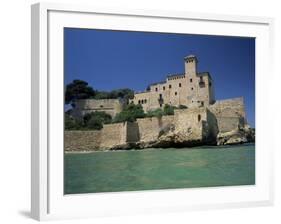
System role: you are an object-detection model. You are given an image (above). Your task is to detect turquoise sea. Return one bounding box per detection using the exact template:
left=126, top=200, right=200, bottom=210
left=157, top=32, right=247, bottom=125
left=64, top=144, right=255, bottom=194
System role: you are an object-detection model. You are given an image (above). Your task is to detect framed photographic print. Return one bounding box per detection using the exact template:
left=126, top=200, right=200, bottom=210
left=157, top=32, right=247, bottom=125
left=31, top=2, right=274, bottom=221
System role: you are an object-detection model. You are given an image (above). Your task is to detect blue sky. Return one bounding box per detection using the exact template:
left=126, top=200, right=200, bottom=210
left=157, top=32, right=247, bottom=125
left=64, top=28, right=255, bottom=127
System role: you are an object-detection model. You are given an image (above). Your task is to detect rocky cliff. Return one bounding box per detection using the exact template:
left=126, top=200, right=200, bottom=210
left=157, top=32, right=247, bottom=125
left=216, top=126, right=255, bottom=146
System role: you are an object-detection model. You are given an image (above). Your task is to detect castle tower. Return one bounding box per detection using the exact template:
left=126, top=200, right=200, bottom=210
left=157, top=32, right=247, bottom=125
left=184, top=55, right=198, bottom=76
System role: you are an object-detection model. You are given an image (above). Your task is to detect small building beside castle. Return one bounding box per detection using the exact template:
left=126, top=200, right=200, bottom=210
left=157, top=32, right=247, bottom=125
left=71, top=98, right=126, bottom=119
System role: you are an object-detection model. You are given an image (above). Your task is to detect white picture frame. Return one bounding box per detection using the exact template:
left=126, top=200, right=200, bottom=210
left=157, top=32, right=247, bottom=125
left=31, top=2, right=274, bottom=221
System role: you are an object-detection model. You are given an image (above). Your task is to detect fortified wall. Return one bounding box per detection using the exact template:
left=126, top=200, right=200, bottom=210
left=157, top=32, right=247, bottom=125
left=136, top=115, right=174, bottom=143
left=65, top=106, right=224, bottom=151
left=64, top=130, right=101, bottom=152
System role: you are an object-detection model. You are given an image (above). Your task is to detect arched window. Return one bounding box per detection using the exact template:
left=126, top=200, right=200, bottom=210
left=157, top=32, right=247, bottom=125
left=198, top=114, right=201, bottom=122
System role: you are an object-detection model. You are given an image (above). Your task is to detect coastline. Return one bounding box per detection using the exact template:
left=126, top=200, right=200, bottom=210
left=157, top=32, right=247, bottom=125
left=64, top=142, right=255, bottom=154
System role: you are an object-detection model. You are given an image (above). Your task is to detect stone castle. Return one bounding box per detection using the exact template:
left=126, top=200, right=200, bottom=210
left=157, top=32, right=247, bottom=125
left=130, top=55, right=215, bottom=111
left=66, top=55, right=254, bottom=151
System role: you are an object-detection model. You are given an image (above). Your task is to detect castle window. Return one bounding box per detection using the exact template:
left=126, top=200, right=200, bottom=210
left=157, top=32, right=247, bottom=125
left=155, top=87, right=158, bottom=92
left=163, top=86, right=165, bottom=90
left=198, top=114, right=201, bottom=122
left=100, top=105, right=103, bottom=108
left=190, top=78, right=192, bottom=83
left=158, top=94, right=164, bottom=106
left=144, top=99, right=147, bottom=104
left=175, top=92, right=177, bottom=96
left=138, top=100, right=141, bottom=104
left=141, top=100, right=144, bottom=104
left=169, top=84, right=172, bottom=89
left=191, top=87, right=193, bottom=90
left=209, top=82, right=212, bottom=87
left=201, top=101, right=204, bottom=106
left=199, top=77, right=205, bottom=87
left=179, top=83, right=182, bottom=87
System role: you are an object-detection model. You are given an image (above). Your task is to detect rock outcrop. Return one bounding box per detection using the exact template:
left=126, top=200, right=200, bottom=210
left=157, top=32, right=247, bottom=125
left=135, top=122, right=213, bottom=149
left=216, top=126, right=255, bottom=146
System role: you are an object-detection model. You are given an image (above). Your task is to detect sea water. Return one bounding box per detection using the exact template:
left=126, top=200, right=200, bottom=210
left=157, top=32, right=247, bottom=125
left=64, top=144, right=255, bottom=194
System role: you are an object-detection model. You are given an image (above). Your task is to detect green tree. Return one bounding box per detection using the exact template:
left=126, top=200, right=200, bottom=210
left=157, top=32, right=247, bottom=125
left=92, top=91, right=110, bottom=99
left=65, top=80, right=134, bottom=103
left=113, top=104, right=145, bottom=123
left=93, top=88, right=134, bottom=101
left=65, top=80, right=95, bottom=106
left=109, top=88, right=134, bottom=101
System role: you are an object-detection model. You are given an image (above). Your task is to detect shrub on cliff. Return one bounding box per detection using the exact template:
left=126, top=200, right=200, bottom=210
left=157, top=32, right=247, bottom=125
left=178, top=105, right=188, bottom=109
left=146, top=108, right=164, bottom=118
left=163, top=104, right=176, bottom=115
left=65, top=111, right=112, bottom=130
left=65, top=113, right=84, bottom=130
left=113, top=104, right=145, bottom=123
left=145, top=105, right=176, bottom=118
left=83, top=112, right=112, bottom=130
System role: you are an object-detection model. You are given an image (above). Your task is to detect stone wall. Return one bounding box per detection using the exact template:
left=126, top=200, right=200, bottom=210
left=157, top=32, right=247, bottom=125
left=64, top=131, right=101, bottom=152
left=100, top=123, right=127, bottom=149
left=126, top=122, right=140, bottom=143
left=209, top=97, right=246, bottom=133
left=174, top=108, right=206, bottom=141
left=64, top=123, right=128, bottom=151
left=136, top=115, right=174, bottom=142
left=205, top=109, right=219, bottom=141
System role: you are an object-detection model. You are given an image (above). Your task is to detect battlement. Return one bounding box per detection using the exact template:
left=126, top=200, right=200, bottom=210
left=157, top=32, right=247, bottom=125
left=167, top=73, right=185, bottom=81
